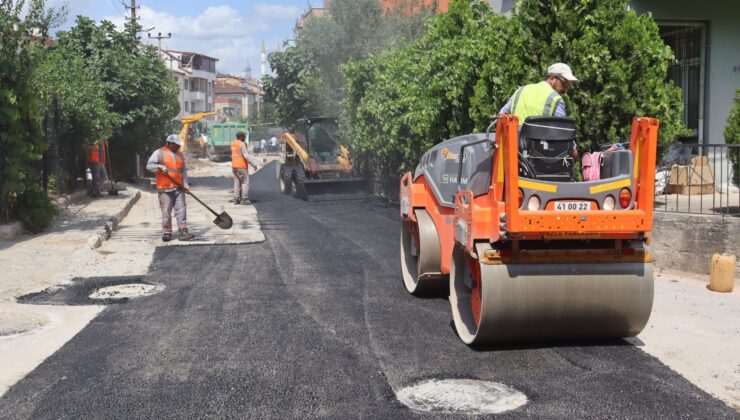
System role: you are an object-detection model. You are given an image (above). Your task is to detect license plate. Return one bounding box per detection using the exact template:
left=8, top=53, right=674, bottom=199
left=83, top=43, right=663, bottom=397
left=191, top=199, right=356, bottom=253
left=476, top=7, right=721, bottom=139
left=554, top=201, right=591, bottom=211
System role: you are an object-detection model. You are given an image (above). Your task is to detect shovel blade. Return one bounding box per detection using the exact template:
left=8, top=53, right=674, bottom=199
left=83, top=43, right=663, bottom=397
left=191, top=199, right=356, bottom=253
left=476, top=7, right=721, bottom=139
left=214, top=211, right=233, bottom=229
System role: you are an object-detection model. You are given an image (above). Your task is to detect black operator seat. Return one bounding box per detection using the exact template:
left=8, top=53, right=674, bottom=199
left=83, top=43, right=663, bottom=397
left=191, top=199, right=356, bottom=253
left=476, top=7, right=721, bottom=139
left=519, top=116, right=576, bottom=182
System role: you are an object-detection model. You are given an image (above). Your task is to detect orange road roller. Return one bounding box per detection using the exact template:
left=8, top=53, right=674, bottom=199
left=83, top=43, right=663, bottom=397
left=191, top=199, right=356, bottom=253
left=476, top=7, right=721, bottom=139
left=400, top=114, right=658, bottom=345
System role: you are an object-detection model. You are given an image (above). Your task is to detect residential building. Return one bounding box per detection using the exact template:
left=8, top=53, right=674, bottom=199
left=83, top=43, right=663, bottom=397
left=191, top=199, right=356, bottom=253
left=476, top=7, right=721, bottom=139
left=380, top=0, right=452, bottom=13
left=215, top=75, right=263, bottom=121
left=295, top=4, right=326, bottom=30
left=630, top=1, right=739, bottom=147
left=160, top=49, right=218, bottom=119
left=160, top=50, right=190, bottom=120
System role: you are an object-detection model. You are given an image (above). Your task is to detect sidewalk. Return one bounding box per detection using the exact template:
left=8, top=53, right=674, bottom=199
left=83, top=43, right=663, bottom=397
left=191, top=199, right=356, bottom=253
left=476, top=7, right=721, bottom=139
left=0, top=160, right=266, bottom=397
left=0, top=187, right=141, bottom=302
left=0, top=187, right=141, bottom=396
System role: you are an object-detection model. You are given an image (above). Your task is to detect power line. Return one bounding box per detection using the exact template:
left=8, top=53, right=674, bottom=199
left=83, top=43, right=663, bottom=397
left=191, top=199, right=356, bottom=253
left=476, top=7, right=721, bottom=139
left=107, top=0, right=124, bottom=15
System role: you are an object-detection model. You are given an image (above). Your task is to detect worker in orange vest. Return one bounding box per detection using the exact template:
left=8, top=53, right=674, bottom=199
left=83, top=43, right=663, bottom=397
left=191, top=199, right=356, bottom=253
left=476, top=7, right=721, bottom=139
left=230, top=131, right=259, bottom=205
left=86, top=141, right=108, bottom=197
left=145, top=134, right=195, bottom=242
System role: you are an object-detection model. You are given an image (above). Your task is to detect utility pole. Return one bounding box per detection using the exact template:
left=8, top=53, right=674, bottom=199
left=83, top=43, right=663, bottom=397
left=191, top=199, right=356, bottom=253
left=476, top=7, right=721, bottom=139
left=125, top=0, right=139, bottom=22
left=148, top=32, right=172, bottom=52
left=124, top=0, right=141, bottom=42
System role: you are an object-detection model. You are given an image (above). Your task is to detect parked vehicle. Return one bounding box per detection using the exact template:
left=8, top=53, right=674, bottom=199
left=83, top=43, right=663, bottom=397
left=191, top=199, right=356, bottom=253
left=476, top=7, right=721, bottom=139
left=206, top=122, right=250, bottom=161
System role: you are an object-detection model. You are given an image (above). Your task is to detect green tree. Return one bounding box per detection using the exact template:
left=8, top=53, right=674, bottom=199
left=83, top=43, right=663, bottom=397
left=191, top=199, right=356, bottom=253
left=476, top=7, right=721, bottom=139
left=344, top=0, right=501, bottom=172
left=0, top=0, right=64, bottom=225
left=263, top=0, right=432, bottom=127
left=47, top=17, right=179, bottom=177
left=344, top=0, right=686, bottom=181
left=262, top=44, right=320, bottom=125
left=471, top=0, right=686, bottom=146
left=724, top=89, right=740, bottom=186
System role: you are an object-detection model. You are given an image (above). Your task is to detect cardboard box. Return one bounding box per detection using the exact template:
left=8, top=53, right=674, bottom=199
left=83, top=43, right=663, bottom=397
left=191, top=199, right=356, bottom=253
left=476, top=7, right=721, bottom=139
left=668, top=164, right=715, bottom=186
left=691, top=155, right=708, bottom=166
left=665, top=184, right=715, bottom=195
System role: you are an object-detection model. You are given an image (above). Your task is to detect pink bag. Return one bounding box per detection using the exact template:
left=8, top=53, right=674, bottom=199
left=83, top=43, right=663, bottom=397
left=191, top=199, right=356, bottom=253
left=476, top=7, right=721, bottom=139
left=582, top=151, right=602, bottom=181
left=582, top=144, right=620, bottom=181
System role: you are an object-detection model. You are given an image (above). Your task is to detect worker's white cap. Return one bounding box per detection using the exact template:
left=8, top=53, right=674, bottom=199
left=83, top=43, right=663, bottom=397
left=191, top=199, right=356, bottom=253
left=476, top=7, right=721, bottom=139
left=165, top=134, right=183, bottom=146
left=548, top=63, right=579, bottom=82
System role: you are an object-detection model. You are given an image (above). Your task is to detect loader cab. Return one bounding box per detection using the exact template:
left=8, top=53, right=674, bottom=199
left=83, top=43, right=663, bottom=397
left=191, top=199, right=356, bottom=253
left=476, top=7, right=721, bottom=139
left=296, top=117, right=341, bottom=164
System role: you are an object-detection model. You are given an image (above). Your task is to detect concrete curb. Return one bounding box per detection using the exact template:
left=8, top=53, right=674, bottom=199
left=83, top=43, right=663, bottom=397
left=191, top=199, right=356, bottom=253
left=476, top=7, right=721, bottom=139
left=87, top=190, right=142, bottom=249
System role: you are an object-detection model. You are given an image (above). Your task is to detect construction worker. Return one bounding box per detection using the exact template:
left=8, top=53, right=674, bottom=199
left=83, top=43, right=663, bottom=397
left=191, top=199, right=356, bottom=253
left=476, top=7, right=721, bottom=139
left=86, top=140, right=108, bottom=197
left=500, top=62, right=579, bottom=157
left=231, top=131, right=259, bottom=205
left=146, top=134, right=195, bottom=242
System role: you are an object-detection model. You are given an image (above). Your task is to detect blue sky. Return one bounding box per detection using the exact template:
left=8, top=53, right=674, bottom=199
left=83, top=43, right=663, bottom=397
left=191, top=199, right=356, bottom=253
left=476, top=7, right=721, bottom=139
left=48, top=0, right=319, bottom=77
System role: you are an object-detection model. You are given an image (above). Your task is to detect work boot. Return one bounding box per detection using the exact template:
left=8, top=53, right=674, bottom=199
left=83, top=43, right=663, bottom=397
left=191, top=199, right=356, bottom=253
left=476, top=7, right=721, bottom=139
left=178, top=229, right=195, bottom=241
left=162, top=233, right=172, bottom=242
left=241, top=199, right=252, bottom=205
left=229, top=198, right=240, bottom=204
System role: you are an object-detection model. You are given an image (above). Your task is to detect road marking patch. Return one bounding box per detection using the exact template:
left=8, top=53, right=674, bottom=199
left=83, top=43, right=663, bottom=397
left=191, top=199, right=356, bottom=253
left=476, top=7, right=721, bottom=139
left=396, top=378, right=527, bottom=415
left=89, top=283, right=164, bottom=300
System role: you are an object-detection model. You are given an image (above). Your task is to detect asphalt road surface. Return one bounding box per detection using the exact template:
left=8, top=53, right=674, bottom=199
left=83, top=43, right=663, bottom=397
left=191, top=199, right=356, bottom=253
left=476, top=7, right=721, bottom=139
left=1, top=163, right=736, bottom=419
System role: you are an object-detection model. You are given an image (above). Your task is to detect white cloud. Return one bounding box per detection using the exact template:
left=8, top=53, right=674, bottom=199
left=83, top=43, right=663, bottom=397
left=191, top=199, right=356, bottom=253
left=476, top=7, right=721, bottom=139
left=254, top=4, right=302, bottom=20
left=101, top=3, right=298, bottom=76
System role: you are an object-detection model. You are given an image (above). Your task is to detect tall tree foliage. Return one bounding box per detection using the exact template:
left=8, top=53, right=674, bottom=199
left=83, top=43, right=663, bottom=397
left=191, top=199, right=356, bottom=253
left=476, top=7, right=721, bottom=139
left=0, top=0, right=64, bottom=225
left=344, top=0, right=686, bottom=176
left=51, top=18, right=179, bottom=153
left=725, top=89, right=740, bottom=186
left=344, top=0, right=499, bottom=170
left=263, top=0, right=433, bottom=126
left=37, top=16, right=179, bottom=179
left=471, top=0, right=686, bottom=148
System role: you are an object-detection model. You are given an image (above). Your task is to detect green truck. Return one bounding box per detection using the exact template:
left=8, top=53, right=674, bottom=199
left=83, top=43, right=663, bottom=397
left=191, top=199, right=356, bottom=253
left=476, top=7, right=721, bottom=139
left=205, top=122, right=250, bottom=161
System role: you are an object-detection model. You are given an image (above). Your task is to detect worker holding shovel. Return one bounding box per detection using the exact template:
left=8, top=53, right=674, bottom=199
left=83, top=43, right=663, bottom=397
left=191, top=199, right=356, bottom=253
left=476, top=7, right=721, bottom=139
left=146, top=134, right=195, bottom=242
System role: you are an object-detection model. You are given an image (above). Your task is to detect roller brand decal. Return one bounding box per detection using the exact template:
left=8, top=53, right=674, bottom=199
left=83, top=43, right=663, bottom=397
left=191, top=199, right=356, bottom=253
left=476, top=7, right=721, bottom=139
left=440, top=148, right=459, bottom=160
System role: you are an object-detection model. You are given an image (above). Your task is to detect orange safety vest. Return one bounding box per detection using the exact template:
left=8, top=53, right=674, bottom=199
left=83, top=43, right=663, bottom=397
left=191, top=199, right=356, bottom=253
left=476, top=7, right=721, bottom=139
left=155, top=147, right=184, bottom=190
left=87, top=142, right=106, bottom=164
left=231, top=140, right=247, bottom=169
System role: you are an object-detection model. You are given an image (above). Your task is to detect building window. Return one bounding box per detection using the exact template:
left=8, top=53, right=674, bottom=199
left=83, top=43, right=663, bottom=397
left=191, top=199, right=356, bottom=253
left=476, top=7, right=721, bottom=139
left=659, top=22, right=706, bottom=142
left=184, top=78, right=189, bottom=91
left=185, top=101, right=189, bottom=112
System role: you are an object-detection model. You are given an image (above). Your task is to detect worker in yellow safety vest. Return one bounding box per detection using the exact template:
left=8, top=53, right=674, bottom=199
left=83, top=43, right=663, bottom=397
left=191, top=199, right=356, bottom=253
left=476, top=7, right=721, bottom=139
left=499, top=62, right=579, bottom=157
left=146, top=134, right=194, bottom=242
left=230, top=131, right=259, bottom=205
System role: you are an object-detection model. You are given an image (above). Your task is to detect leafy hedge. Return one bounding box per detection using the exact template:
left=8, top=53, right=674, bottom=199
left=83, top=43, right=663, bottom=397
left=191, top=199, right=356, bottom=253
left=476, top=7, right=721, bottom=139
left=343, top=0, right=686, bottom=177
left=0, top=0, right=63, bottom=224
left=725, top=89, right=740, bottom=186
left=1, top=1, right=178, bottom=229
left=263, top=0, right=432, bottom=128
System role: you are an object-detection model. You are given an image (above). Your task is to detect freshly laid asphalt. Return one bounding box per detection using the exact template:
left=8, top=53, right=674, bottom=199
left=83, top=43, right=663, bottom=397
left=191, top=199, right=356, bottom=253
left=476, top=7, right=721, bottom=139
left=1, top=162, right=736, bottom=418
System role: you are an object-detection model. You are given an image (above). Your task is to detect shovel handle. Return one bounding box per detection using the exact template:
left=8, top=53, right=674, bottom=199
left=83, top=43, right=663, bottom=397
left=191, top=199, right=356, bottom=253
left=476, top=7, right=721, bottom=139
left=162, top=172, right=220, bottom=218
